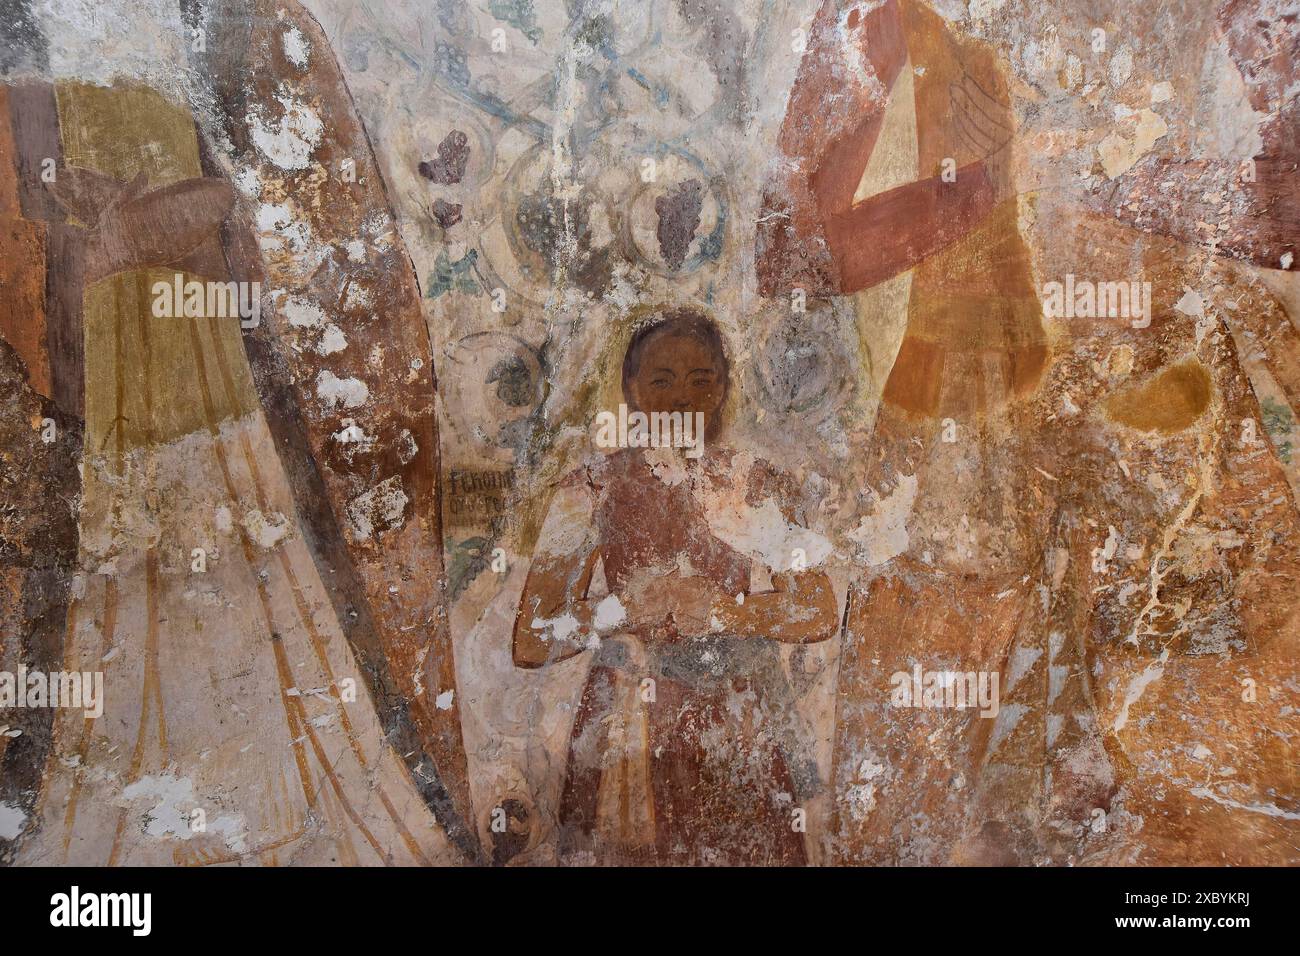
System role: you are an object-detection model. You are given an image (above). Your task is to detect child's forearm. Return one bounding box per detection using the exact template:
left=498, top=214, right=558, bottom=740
left=708, top=571, right=840, bottom=644
left=511, top=552, right=602, bottom=667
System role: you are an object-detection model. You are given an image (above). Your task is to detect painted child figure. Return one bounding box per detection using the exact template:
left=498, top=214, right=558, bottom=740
left=514, top=309, right=840, bottom=865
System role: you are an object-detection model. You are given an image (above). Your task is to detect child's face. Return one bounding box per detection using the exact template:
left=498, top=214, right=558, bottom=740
left=628, top=333, right=725, bottom=423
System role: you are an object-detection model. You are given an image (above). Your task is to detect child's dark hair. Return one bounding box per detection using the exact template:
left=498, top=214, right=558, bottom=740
left=620, top=308, right=731, bottom=418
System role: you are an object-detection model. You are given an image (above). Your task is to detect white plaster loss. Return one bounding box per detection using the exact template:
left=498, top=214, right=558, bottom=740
left=1190, top=787, right=1300, bottom=821
left=214, top=505, right=233, bottom=533
left=1098, top=108, right=1168, bottom=178
left=531, top=611, right=582, bottom=644
left=316, top=324, right=348, bottom=355
left=846, top=473, right=919, bottom=566
left=233, top=166, right=262, bottom=198
left=256, top=202, right=319, bottom=262
left=243, top=509, right=291, bottom=549
left=316, top=370, right=370, bottom=409
left=282, top=24, right=311, bottom=69
left=247, top=88, right=324, bottom=171
left=704, top=495, right=834, bottom=572
left=0, top=801, right=27, bottom=840
left=282, top=294, right=326, bottom=328
left=1114, top=648, right=1171, bottom=732
left=332, top=420, right=374, bottom=453
left=119, top=772, right=248, bottom=852
left=346, top=476, right=409, bottom=539
left=593, top=593, right=627, bottom=631
left=1175, top=287, right=1206, bottom=317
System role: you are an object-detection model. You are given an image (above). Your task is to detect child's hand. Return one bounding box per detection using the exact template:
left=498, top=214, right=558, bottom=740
left=625, top=575, right=726, bottom=640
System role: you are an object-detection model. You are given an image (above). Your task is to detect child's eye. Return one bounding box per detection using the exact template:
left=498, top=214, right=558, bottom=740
left=651, top=378, right=671, bottom=389
left=688, top=373, right=714, bottom=387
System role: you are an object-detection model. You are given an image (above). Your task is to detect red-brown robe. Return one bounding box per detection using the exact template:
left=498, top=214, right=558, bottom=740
left=537, top=448, right=815, bottom=865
